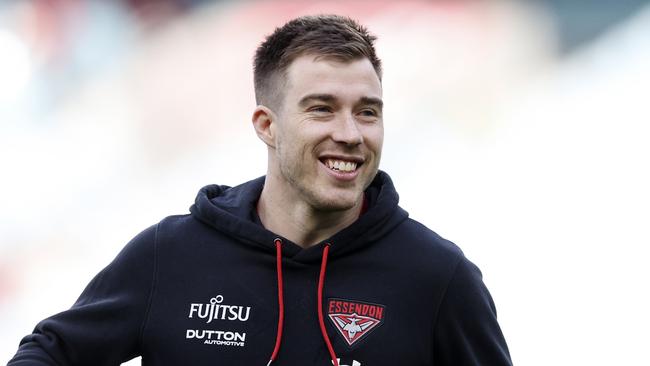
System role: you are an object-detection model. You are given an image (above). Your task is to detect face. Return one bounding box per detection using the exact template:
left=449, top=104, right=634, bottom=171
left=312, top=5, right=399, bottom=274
left=269, top=55, right=384, bottom=212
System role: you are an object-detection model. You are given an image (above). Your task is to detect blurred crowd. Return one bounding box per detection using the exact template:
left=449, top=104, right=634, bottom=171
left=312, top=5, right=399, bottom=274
left=2, top=1, right=649, bottom=365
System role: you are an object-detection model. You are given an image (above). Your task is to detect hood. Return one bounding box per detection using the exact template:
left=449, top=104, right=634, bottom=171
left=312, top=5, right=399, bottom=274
left=189, top=170, right=408, bottom=263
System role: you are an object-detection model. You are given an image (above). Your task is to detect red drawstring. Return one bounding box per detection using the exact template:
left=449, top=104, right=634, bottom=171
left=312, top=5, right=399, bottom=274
left=318, top=243, right=339, bottom=366
left=267, top=239, right=285, bottom=366
left=267, top=240, right=339, bottom=366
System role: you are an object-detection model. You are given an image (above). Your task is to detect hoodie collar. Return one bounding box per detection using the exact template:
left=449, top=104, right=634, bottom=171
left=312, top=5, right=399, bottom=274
left=189, top=170, right=408, bottom=263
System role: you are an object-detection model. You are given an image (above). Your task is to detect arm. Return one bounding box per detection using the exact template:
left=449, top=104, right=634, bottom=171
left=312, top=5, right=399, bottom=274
left=8, top=224, right=158, bottom=366
left=433, top=255, right=513, bottom=366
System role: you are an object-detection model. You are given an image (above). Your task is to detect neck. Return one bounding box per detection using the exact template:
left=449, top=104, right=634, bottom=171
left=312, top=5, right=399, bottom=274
left=257, top=173, right=362, bottom=248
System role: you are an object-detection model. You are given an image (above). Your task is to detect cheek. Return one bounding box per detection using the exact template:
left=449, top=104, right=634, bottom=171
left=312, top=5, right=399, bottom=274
left=362, top=124, right=384, bottom=153
left=276, top=130, right=306, bottom=165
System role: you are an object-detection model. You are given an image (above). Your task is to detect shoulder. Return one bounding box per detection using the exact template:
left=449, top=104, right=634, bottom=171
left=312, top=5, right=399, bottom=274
left=391, top=218, right=465, bottom=263
left=156, top=213, right=195, bottom=232
left=391, top=220, right=495, bottom=315
left=146, top=213, right=237, bottom=256
left=370, top=218, right=468, bottom=286
left=114, top=214, right=198, bottom=260
left=154, top=213, right=214, bottom=239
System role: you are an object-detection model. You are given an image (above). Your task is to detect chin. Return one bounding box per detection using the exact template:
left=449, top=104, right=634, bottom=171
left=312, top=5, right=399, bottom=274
left=309, top=191, right=360, bottom=212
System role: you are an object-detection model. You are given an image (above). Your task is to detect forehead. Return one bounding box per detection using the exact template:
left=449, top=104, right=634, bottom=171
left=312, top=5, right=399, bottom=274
left=283, top=55, right=382, bottom=103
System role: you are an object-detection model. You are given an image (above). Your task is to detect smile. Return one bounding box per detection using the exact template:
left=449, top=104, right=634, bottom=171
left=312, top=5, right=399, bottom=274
left=318, top=156, right=365, bottom=182
left=324, top=159, right=358, bottom=172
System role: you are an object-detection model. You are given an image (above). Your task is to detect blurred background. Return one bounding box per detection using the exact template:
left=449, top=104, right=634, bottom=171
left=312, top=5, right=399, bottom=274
left=1, top=0, right=649, bottom=364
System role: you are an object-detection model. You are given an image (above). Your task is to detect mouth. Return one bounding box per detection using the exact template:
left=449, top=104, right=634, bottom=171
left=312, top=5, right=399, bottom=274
left=319, top=156, right=364, bottom=181
left=319, top=157, right=364, bottom=173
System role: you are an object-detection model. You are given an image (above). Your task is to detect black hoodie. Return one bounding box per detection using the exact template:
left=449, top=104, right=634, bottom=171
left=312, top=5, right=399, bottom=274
left=8, top=171, right=512, bottom=366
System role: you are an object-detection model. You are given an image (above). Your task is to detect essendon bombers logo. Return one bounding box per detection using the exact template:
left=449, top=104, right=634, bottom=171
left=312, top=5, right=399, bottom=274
left=327, top=298, right=385, bottom=346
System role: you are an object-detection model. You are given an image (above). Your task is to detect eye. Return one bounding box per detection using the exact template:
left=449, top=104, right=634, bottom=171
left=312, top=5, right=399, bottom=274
left=358, top=108, right=380, bottom=118
left=309, top=105, right=332, bottom=113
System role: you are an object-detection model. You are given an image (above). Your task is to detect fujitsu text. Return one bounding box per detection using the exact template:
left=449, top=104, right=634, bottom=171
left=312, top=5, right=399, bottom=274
left=188, top=295, right=251, bottom=323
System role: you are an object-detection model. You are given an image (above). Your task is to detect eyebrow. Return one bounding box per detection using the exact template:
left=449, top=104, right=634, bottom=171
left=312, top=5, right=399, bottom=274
left=359, top=96, right=383, bottom=110
left=298, top=94, right=383, bottom=110
left=298, top=94, right=337, bottom=108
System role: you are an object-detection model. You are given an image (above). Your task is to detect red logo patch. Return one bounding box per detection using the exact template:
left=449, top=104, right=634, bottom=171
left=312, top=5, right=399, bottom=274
left=327, top=298, right=385, bottom=346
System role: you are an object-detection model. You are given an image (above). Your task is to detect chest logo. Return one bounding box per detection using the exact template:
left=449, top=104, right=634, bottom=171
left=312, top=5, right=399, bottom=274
left=327, top=298, right=385, bottom=347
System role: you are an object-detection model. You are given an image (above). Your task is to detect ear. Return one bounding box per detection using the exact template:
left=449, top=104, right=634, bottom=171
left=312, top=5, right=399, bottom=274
left=252, top=105, right=278, bottom=148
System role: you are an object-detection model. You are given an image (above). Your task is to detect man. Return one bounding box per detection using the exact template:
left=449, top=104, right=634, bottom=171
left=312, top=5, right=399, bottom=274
left=9, top=15, right=512, bottom=366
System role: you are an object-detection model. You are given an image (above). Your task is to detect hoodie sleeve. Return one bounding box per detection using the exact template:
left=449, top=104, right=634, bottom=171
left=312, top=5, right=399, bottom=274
left=7, top=224, right=158, bottom=366
left=433, top=255, right=513, bottom=366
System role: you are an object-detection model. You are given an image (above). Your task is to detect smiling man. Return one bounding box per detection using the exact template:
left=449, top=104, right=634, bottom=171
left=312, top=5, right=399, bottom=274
left=254, top=54, right=384, bottom=247
left=9, top=15, right=512, bottom=366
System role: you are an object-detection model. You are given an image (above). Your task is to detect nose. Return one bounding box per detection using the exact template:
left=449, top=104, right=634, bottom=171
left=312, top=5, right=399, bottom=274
left=332, top=113, right=363, bottom=146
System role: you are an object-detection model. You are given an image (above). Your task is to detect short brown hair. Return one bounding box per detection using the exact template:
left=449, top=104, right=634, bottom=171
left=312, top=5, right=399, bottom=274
left=253, top=14, right=382, bottom=108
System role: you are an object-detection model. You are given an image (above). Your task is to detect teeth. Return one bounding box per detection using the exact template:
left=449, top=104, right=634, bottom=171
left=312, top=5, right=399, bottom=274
left=324, top=159, right=358, bottom=172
